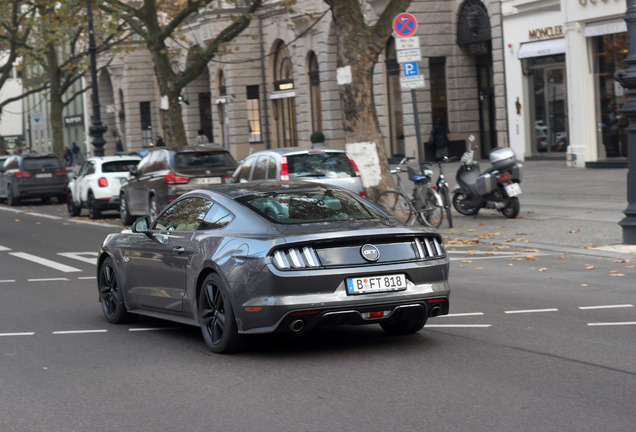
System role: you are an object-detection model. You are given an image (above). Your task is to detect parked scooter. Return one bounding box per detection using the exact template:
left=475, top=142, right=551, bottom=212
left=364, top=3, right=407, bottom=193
left=452, top=144, right=522, bottom=218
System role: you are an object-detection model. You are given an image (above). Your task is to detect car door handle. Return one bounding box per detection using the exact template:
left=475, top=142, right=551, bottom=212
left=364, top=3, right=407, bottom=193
left=173, top=246, right=185, bottom=255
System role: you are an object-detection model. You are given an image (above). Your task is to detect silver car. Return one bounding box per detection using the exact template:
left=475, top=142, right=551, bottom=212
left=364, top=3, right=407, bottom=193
left=231, top=147, right=366, bottom=197
left=97, top=181, right=450, bottom=353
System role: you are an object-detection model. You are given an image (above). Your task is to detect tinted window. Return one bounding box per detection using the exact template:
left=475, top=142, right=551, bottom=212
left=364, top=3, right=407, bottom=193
left=4, top=156, right=18, bottom=170
left=102, top=160, right=139, bottom=173
left=22, top=157, right=62, bottom=171
left=174, top=151, right=236, bottom=172
left=154, top=197, right=213, bottom=231
left=287, top=152, right=354, bottom=179
left=236, top=156, right=255, bottom=182
left=200, top=203, right=234, bottom=230
left=252, top=155, right=269, bottom=180
left=236, top=189, right=382, bottom=224
left=267, top=156, right=277, bottom=179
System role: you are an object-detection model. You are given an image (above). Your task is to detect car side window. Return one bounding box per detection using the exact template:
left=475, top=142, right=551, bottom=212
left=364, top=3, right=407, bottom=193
left=200, top=202, right=234, bottom=230
left=88, top=162, right=96, bottom=175
left=237, top=156, right=255, bottom=183
left=252, top=155, right=268, bottom=180
left=136, top=153, right=152, bottom=174
left=144, top=151, right=164, bottom=174
left=267, top=156, right=277, bottom=179
left=154, top=197, right=213, bottom=232
left=4, top=156, right=18, bottom=170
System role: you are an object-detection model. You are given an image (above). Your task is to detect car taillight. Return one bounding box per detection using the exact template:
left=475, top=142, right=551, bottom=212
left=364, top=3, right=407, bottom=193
left=280, top=156, right=289, bottom=181
left=497, top=173, right=512, bottom=181
left=15, top=170, right=32, bottom=178
left=98, top=177, right=108, bottom=187
left=347, top=154, right=361, bottom=177
left=165, top=172, right=190, bottom=184
left=54, top=168, right=67, bottom=176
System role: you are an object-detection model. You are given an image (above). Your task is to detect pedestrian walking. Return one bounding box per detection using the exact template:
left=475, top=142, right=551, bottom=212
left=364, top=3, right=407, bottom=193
left=116, top=135, right=124, bottom=153
left=155, top=135, right=165, bottom=147
left=72, top=142, right=82, bottom=164
left=430, top=117, right=450, bottom=160
left=64, top=146, right=73, bottom=167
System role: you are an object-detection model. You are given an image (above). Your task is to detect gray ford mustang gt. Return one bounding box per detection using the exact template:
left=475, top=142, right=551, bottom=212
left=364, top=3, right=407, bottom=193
left=97, top=181, right=450, bottom=353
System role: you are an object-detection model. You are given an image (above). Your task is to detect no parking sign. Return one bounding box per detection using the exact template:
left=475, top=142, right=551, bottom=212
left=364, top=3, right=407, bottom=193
left=393, top=13, right=418, bottom=38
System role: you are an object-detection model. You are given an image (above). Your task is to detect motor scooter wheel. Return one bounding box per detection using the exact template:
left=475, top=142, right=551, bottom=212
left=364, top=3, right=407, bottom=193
left=452, top=191, right=479, bottom=216
left=500, top=197, right=520, bottom=219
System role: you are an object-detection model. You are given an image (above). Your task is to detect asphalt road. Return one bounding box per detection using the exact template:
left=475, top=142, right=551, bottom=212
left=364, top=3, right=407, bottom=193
left=0, top=201, right=634, bottom=431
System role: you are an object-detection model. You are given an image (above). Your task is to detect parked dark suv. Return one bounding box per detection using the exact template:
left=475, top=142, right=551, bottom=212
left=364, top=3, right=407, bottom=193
left=119, top=146, right=238, bottom=224
left=0, top=154, right=68, bottom=205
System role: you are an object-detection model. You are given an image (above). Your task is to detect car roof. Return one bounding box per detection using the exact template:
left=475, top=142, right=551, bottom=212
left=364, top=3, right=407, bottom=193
left=195, top=180, right=336, bottom=199
left=149, top=145, right=230, bottom=154
left=88, top=155, right=141, bottom=163
left=248, top=146, right=346, bottom=157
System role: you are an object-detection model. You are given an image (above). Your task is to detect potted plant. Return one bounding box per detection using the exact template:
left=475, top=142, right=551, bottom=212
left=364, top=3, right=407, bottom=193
left=310, top=131, right=325, bottom=147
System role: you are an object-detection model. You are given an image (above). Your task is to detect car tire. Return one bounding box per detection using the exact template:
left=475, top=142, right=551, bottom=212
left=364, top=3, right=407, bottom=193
left=67, top=191, right=81, bottom=217
left=57, top=194, right=66, bottom=204
left=198, top=273, right=242, bottom=354
left=501, top=197, right=520, bottom=219
left=98, top=257, right=133, bottom=324
left=380, top=314, right=426, bottom=335
left=88, top=192, right=101, bottom=219
left=452, top=191, right=479, bottom=216
left=7, top=187, right=19, bottom=206
left=119, top=193, right=134, bottom=226
left=149, top=196, right=159, bottom=221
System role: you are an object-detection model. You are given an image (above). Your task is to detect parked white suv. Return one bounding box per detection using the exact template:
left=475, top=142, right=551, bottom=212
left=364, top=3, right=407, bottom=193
left=67, top=155, right=141, bottom=219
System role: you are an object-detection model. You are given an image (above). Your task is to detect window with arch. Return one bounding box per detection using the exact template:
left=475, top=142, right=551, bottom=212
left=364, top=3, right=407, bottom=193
left=272, top=41, right=297, bottom=147
left=308, top=52, right=322, bottom=134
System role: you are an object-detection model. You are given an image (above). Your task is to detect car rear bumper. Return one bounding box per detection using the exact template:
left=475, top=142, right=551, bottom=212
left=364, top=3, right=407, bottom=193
left=16, top=183, right=68, bottom=198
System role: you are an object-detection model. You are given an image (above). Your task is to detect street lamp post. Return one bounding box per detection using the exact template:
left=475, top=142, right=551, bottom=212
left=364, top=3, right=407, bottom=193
left=86, top=0, right=107, bottom=157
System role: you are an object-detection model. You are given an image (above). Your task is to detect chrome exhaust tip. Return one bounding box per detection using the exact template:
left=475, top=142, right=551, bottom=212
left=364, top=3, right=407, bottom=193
left=429, top=305, right=442, bottom=318
left=288, top=319, right=305, bottom=332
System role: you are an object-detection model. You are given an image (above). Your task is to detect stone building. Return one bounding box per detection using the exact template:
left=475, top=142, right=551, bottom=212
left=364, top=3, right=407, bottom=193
left=93, top=0, right=507, bottom=163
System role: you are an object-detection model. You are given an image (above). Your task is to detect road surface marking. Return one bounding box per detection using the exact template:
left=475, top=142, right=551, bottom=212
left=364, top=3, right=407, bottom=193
left=426, top=324, right=492, bottom=328
left=0, top=279, right=16, bottom=283
left=579, top=304, right=633, bottom=310
left=0, top=245, right=11, bottom=251
left=78, top=276, right=97, bottom=280
left=57, top=252, right=98, bottom=265
left=28, top=278, right=70, bottom=282
left=128, top=327, right=181, bottom=332
left=52, top=330, right=108, bottom=335
left=0, top=332, right=35, bottom=337
left=505, top=308, right=559, bottom=314
left=9, top=252, right=82, bottom=273
left=587, top=322, right=636, bottom=326
left=438, top=312, right=484, bottom=317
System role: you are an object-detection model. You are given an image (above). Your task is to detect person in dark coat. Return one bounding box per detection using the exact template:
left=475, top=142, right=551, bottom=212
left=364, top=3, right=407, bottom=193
left=430, top=117, right=449, bottom=160
left=64, top=146, right=73, bottom=167
left=116, top=135, right=124, bottom=153
left=155, top=135, right=165, bottom=147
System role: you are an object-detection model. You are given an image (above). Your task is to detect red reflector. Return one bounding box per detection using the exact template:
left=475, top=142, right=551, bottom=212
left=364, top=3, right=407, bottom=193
left=54, top=168, right=67, bottom=176
left=426, top=299, right=445, bottom=303
left=15, top=170, right=32, bottom=178
left=98, top=177, right=108, bottom=187
left=279, top=198, right=289, bottom=204
left=369, top=311, right=385, bottom=319
left=165, top=172, right=190, bottom=184
left=497, top=173, right=512, bottom=181
left=280, top=156, right=289, bottom=181
left=359, top=191, right=366, bottom=197
left=290, top=310, right=319, bottom=316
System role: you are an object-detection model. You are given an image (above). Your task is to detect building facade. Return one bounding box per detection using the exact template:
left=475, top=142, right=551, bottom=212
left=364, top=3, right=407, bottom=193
left=91, top=0, right=507, bottom=164
left=503, top=0, right=628, bottom=167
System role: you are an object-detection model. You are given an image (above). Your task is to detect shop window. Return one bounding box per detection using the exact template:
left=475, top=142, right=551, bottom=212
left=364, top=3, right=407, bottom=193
left=429, top=57, right=448, bottom=126
left=140, top=101, right=152, bottom=147
left=247, top=85, right=262, bottom=143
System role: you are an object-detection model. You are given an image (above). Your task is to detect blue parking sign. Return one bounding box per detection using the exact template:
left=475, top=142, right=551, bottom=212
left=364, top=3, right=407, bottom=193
left=403, top=62, right=419, bottom=77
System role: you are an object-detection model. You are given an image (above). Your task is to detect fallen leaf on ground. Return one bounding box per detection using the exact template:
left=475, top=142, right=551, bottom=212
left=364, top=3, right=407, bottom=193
left=585, top=265, right=595, bottom=270
left=569, top=229, right=580, bottom=234
left=525, top=256, right=537, bottom=261
left=581, top=284, right=589, bottom=287
left=461, top=260, right=473, bottom=263
left=523, top=248, right=540, bottom=253
left=609, top=274, right=625, bottom=277
left=539, top=268, right=548, bottom=272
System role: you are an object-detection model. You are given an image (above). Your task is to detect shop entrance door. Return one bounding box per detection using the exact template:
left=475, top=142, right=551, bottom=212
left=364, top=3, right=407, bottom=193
left=532, top=64, right=568, bottom=155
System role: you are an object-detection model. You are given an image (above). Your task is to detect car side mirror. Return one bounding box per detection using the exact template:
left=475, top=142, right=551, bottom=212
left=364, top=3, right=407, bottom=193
left=68, top=171, right=77, bottom=179
left=132, top=217, right=151, bottom=235
left=129, top=165, right=140, bottom=177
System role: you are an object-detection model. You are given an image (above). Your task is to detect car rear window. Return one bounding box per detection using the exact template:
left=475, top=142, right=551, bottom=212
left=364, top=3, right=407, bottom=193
left=22, top=157, right=62, bottom=171
left=174, top=151, right=237, bottom=172
left=102, top=160, right=139, bottom=173
left=287, top=152, right=355, bottom=179
left=236, top=189, right=383, bottom=224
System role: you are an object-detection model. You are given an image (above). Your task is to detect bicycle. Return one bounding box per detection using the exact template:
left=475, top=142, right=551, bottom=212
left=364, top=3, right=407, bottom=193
left=426, top=156, right=455, bottom=228
left=374, top=157, right=443, bottom=228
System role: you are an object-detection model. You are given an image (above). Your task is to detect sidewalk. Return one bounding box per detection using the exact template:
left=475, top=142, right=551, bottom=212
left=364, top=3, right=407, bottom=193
left=430, top=160, right=636, bottom=259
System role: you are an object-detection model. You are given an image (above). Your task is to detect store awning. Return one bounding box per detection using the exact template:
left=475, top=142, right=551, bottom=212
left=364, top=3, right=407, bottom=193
left=518, top=38, right=566, bottom=59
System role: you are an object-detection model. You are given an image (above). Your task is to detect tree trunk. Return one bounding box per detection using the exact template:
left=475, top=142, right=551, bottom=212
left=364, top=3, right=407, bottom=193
left=325, top=0, right=412, bottom=201
left=46, top=44, right=65, bottom=162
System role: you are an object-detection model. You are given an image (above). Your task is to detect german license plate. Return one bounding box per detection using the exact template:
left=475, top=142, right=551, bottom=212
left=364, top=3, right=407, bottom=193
left=504, top=183, right=521, bottom=197
left=196, top=177, right=222, bottom=185
left=346, top=274, right=407, bottom=295
left=36, top=173, right=52, bottom=178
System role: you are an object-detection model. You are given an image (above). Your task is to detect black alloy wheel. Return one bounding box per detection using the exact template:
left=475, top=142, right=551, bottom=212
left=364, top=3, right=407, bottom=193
left=198, top=273, right=242, bottom=354
left=7, top=187, right=18, bottom=206
left=119, top=193, right=134, bottom=225
left=501, top=197, right=520, bottom=219
left=88, top=192, right=101, bottom=219
left=98, top=257, right=132, bottom=324
left=67, top=191, right=81, bottom=216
